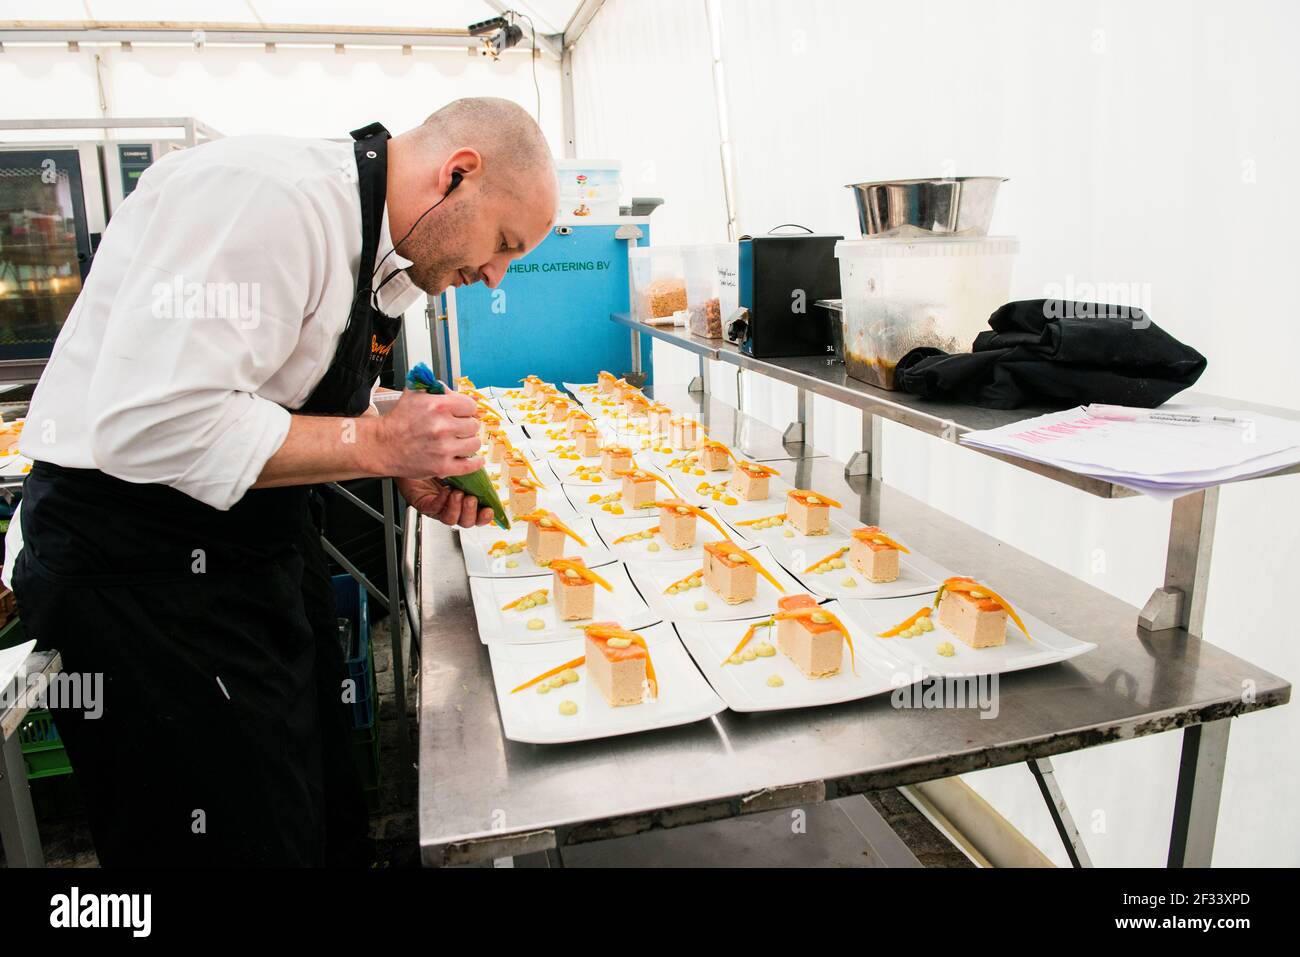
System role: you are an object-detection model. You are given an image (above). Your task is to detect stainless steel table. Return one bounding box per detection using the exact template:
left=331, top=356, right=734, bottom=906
left=0, top=649, right=60, bottom=868
left=416, top=406, right=1290, bottom=867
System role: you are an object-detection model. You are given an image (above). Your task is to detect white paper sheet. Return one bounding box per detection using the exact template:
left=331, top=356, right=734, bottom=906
left=960, top=404, right=1300, bottom=497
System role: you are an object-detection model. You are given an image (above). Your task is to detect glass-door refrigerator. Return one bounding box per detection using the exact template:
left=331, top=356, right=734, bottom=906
left=0, top=145, right=102, bottom=381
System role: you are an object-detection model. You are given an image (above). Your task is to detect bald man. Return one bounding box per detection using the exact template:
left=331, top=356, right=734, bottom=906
left=7, top=98, right=556, bottom=867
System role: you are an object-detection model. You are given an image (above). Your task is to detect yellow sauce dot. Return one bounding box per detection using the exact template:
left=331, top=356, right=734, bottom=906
left=766, top=674, right=785, bottom=687
left=558, top=700, right=578, bottom=716
left=527, top=619, right=546, bottom=630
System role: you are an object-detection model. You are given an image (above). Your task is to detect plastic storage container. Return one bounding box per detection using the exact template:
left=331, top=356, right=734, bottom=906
left=834, top=236, right=1018, bottom=390
left=629, top=246, right=687, bottom=324
left=682, top=244, right=737, bottom=339
left=556, top=159, right=622, bottom=220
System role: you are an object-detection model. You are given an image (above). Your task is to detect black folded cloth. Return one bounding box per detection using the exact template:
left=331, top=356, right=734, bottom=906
left=894, top=299, right=1207, bottom=409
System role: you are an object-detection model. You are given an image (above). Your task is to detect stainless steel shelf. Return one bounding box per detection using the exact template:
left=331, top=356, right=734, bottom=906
left=416, top=424, right=1291, bottom=867
left=611, top=312, right=1300, bottom=499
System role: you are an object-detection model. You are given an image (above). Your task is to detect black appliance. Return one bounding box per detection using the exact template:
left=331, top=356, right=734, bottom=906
left=737, top=228, right=843, bottom=359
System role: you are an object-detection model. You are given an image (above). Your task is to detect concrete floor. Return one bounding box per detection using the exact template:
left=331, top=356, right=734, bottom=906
left=5, top=616, right=972, bottom=869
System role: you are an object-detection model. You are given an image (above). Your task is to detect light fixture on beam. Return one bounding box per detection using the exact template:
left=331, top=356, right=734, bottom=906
left=468, top=14, right=522, bottom=60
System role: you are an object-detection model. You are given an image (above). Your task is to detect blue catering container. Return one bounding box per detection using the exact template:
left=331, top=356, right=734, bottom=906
left=450, top=220, right=654, bottom=388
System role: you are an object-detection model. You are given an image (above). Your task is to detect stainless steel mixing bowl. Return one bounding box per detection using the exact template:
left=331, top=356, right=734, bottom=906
left=846, top=177, right=1008, bottom=237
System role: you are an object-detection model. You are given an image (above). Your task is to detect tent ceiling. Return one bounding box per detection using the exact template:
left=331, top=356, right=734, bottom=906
left=0, top=1, right=589, bottom=38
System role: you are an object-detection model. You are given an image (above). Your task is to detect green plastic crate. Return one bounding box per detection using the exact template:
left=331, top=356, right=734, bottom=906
left=18, top=709, right=73, bottom=780
left=1, top=618, right=75, bottom=780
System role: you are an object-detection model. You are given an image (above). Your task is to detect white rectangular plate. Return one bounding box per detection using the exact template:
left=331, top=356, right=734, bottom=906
left=672, top=475, right=797, bottom=525
left=673, top=602, right=909, bottom=712
left=458, top=516, right=611, bottom=577
left=563, top=381, right=606, bottom=406
left=625, top=544, right=806, bottom=623
left=592, top=512, right=740, bottom=564
left=469, top=562, right=656, bottom=643
left=487, top=622, right=724, bottom=744
left=755, top=531, right=946, bottom=601
left=563, top=480, right=679, bottom=521
left=835, top=593, right=1098, bottom=678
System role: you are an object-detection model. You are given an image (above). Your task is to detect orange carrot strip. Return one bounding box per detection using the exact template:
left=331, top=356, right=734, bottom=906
left=654, top=500, right=730, bottom=541
left=877, top=606, right=932, bottom=637
left=735, top=513, right=786, bottom=527
left=515, top=511, right=587, bottom=547
left=804, top=547, right=849, bottom=573
left=501, top=588, right=548, bottom=611
left=664, top=568, right=704, bottom=593
left=549, top=560, right=614, bottom=592
left=722, top=618, right=775, bottom=665
left=733, top=549, right=786, bottom=593
left=509, top=655, right=585, bottom=694
left=855, top=527, right=911, bottom=554
left=789, top=489, right=843, bottom=508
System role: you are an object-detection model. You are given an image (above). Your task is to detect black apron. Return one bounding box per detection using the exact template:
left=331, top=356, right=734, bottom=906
left=11, top=123, right=402, bottom=867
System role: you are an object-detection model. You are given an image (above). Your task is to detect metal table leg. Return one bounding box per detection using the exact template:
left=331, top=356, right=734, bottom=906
left=1140, top=487, right=1219, bottom=636
left=1168, top=718, right=1231, bottom=867
left=1027, top=757, right=1093, bottom=867
left=846, top=410, right=882, bottom=479
left=0, top=732, right=44, bottom=867
left=382, top=479, right=410, bottom=757
left=688, top=354, right=707, bottom=395
left=783, top=386, right=814, bottom=448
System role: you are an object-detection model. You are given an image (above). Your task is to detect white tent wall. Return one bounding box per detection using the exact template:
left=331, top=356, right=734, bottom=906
left=570, top=0, right=732, bottom=391
left=573, top=0, right=1300, bottom=866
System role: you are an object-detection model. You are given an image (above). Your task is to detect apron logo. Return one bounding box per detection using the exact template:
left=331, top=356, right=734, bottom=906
left=370, top=334, right=394, bottom=358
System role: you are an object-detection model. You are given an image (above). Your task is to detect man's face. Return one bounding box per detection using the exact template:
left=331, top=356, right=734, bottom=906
left=402, top=170, right=556, bottom=294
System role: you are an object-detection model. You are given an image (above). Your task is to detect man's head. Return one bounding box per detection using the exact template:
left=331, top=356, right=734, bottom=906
left=388, top=97, right=556, bottom=294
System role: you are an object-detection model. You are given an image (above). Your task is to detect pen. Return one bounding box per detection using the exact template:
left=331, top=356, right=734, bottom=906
left=1085, top=404, right=1250, bottom=427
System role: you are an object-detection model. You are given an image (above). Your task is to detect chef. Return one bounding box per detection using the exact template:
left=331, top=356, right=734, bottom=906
left=2, top=97, right=557, bottom=866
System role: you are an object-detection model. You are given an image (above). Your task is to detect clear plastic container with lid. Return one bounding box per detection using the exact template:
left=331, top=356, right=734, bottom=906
left=834, top=235, right=1019, bottom=390
left=682, top=244, right=737, bottom=339
left=629, top=246, right=687, bottom=324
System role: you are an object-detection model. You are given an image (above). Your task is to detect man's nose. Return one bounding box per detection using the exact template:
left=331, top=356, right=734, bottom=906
left=480, top=266, right=502, bottom=290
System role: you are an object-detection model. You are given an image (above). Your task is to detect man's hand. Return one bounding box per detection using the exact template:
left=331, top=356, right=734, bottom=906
left=366, top=389, right=484, bottom=479
left=397, top=477, right=494, bottom=529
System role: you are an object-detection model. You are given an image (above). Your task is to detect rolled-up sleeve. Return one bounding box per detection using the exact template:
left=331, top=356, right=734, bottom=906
left=86, top=164, right=327, bottom=510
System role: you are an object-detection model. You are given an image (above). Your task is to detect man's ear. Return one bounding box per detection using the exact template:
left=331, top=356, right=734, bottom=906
left=441, top=148, right=483, bottom=193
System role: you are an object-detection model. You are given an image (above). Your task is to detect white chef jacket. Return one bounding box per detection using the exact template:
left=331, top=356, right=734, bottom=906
left=2, top=133, right=424, bottom=586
